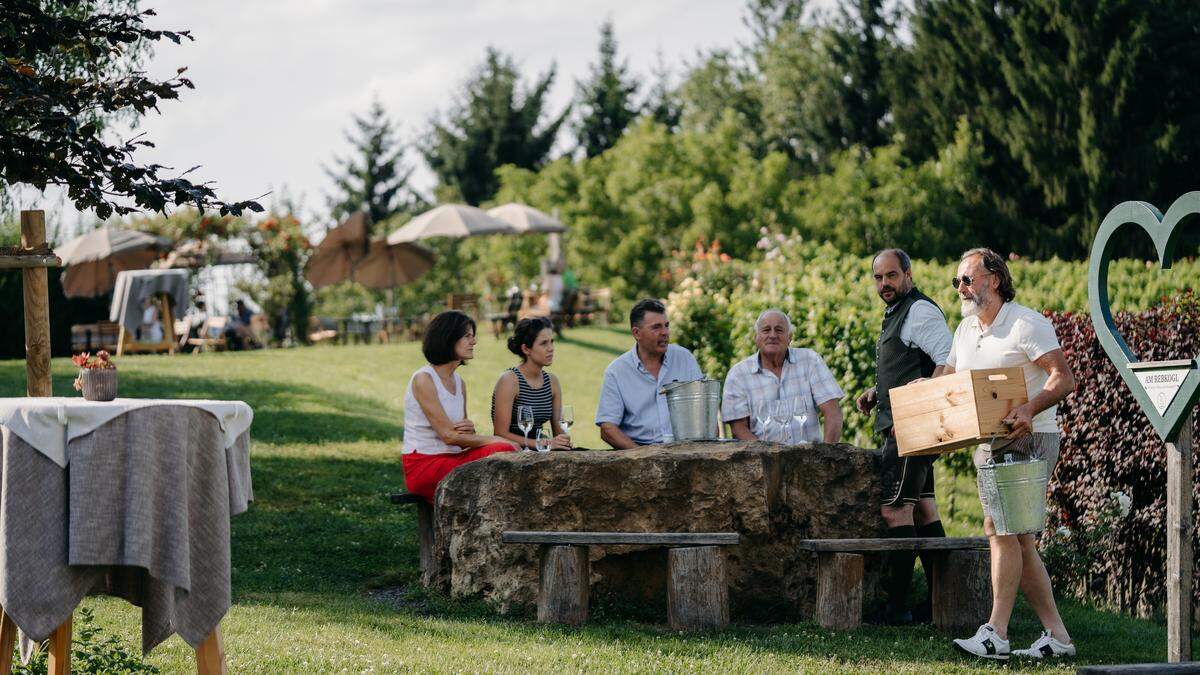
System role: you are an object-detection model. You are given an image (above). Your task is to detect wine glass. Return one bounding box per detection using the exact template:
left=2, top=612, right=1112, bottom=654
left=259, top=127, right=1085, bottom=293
left=753, top=399, right=773, bottom=441
left=517, top=405, right=534, bottom=449
left=790, top=396, right=810, bottom=444
left=535, top=427, right=552, bottom=453
left=771, top=399, right=792, bottom=443
left=559, top=404, right=574, bottom=434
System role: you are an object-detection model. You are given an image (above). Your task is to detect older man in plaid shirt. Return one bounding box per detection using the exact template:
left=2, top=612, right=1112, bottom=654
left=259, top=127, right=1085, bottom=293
left=721, top=309, right=844, bottom=443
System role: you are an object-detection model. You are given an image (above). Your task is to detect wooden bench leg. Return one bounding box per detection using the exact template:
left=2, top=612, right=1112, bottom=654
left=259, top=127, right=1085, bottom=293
left=537, top=545, right=589, bottom=626
left=195, top=627, right=227, bottom=675
left=415, top=501, right=435, bottom=587
left=0, top=609, right=17, bottom=675
left=815, top=552, right=863, bottom=630
left=47, top=616, right=70, bottom=675
left=931, top=549, right=991, bottom=634
left=668, top=546, right=729, bottom=632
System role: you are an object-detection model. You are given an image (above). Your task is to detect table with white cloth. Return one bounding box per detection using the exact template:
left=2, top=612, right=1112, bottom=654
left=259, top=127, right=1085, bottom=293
left=0, top=397, right=253, bottom=673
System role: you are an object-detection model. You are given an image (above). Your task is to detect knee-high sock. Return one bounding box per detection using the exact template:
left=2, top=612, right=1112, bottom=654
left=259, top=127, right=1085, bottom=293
left=886, top=524, right=918, bottom=610
left=916, top=520, right=947, bottom=594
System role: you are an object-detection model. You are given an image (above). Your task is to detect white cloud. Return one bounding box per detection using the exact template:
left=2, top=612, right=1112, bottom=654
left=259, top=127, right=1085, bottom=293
left=46, top=0, right=754, bottom=228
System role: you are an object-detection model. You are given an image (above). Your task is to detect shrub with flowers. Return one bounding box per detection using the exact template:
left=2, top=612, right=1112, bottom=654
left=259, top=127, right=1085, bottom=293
left=71, top=350, right=115, bottom=391
left=243, top=213, right=314, bottom=345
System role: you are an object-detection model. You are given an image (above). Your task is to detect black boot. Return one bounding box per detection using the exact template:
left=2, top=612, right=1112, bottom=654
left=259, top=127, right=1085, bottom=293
left=913, top=520, right=947, bottom=623
left=872, top=524, right=917, bottom=625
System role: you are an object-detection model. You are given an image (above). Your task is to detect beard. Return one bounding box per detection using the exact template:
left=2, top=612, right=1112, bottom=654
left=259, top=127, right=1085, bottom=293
left=960, top=286, right=990, bottom=318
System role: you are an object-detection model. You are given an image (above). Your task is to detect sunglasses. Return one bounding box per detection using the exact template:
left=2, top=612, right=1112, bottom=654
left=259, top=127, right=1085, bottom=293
left=951, top=272, right=991, bottom=290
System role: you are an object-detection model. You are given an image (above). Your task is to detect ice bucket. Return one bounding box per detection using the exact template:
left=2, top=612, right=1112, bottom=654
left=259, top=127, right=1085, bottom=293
left=977, top=457, right=1049, bottom=535
left=661, top=379, right=722, bottom=441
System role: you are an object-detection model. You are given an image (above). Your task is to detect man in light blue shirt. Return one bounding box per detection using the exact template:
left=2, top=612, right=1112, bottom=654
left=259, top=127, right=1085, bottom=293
left=595, top=298, right=703, bottom=448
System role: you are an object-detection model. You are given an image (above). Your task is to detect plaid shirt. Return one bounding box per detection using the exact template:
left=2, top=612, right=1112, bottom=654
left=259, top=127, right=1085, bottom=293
left=721, top=347, right=844, bottom=442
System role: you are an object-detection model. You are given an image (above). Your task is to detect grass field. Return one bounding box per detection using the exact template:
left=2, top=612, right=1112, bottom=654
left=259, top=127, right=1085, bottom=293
left=0, top=326, right=1176, bottom=672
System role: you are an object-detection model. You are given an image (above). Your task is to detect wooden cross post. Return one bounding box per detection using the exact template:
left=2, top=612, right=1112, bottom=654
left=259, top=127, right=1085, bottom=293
left=21, top=211, right=52, bottom=397
left=1167, top=412, right=1195, bottom=662
left=0, top=210, right=58, bottom=396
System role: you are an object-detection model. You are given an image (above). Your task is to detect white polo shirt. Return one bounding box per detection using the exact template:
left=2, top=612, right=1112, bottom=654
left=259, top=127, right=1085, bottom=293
left=946, top=301, right=1062, bottom=433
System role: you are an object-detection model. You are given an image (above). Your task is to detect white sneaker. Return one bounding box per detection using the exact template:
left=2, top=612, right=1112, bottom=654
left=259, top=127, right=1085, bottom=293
left=1012, top=631, right=1076, bottom=659
left=953, top=623, right=1010, bottom=660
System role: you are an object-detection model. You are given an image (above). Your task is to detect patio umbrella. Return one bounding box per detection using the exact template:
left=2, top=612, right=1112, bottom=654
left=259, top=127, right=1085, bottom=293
left=385, top=204, right=516, bottom=245
left=351, top=238, right=436, bottom=289
left=306, top=211, right=372, bottom=289
left=56, top=227, right=172, bottom=298
left=486, top=203, right=567, bottom=234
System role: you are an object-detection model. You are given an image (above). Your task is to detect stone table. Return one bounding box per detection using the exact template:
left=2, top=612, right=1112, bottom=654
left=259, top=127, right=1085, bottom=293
left=433, top=440, right=883, bottom=618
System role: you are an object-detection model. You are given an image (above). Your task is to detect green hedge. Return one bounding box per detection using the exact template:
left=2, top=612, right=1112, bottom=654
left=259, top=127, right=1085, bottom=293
left=667, top=235, right=1199, bottom=447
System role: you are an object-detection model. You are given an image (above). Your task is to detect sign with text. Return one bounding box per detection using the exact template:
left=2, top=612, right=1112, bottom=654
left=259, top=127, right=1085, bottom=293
left=1129, top=360, right=1196, bottom=416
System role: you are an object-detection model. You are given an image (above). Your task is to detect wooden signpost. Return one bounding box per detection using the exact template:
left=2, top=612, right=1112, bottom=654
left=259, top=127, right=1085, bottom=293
left=0, top=210, right=58, bottom=396
left=1088, top=192, right=1200, bottom=663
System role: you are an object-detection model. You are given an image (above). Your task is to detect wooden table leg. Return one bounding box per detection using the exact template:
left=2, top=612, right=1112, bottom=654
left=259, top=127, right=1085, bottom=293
left=195, top=627, right=226, bottom=675
left=0, top=609, right=18, bottom=675
left=47, top=616, right=70, bottom=675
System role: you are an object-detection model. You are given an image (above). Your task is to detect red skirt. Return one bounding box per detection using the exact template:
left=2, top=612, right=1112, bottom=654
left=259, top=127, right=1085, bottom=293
left=402, top=442, right=515, bottom=502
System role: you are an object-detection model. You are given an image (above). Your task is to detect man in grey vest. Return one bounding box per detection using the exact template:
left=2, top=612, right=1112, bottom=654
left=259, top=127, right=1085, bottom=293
left=855, top=248, right=952, bottom=624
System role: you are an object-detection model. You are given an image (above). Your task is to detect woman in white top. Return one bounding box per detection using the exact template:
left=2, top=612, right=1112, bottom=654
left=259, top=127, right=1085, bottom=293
left=402, top=310, right=517, bottom=501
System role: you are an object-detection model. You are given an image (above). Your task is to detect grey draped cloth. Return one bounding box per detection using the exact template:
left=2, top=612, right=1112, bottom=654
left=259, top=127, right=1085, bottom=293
left=0, top=406, right=253, bottom=654
left=108, top=269, right=189, bottom=333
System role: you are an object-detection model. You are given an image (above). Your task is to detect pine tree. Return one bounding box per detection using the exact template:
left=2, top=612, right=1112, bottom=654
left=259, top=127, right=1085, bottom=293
left=898, top=0, right=1200, bottom=257
left=422, top=48, right=569, bottom=205
left=324, top=98, right=422, bottom=230
left=758, top=0, right=895, bottom=165
left=642, top=50, right=681, bottom=132
left=574, top=21, right=640, bottom=157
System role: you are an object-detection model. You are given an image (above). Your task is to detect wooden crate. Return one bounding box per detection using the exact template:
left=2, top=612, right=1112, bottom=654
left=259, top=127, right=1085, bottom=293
left=890, top=367, right=1028, bottom=456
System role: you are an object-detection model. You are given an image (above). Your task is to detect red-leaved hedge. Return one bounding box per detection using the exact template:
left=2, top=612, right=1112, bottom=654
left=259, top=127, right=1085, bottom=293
left=1049, top=290, right=1200, bottom=615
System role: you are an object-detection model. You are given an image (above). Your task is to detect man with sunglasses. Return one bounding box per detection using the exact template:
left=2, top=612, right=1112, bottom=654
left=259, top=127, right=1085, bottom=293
left=856, top=248, right=952, bottom=625
left=943, top=248, right=1077, bottom=662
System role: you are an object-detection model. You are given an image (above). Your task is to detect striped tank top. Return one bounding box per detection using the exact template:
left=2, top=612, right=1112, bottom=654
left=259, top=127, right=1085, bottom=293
left=491, top=366, right=554, bottom=435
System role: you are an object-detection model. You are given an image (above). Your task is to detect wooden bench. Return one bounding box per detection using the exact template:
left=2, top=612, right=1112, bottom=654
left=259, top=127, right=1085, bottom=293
left=798, top=537, right=990, bottom=633
left=390, top=493, right=435, bottom=587
left=1077, top=664, right=1200, bottom=674
left=501, top=531, right=739, bottom=631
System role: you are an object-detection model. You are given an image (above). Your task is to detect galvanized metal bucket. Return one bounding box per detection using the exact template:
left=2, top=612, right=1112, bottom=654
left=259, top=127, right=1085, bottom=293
left=977, top=457, right=1049, bottom=535
left=661, top=379, right=722, bottom=441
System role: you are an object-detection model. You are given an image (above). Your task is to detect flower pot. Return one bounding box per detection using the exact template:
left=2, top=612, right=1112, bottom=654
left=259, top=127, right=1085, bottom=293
left=79, top=368, right=118, bottom=401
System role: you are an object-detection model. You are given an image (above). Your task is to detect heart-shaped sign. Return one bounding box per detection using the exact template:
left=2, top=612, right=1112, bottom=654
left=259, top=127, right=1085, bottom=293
left=1088, top=191, right=1200, bottom=442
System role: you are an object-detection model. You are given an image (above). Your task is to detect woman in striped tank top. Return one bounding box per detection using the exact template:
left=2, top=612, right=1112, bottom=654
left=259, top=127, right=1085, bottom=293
left=491, top=317, right=572, bottom=450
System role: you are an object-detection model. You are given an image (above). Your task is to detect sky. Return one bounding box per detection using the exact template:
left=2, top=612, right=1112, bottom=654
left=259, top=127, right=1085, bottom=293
left=41, top=0, right=768, bottom=234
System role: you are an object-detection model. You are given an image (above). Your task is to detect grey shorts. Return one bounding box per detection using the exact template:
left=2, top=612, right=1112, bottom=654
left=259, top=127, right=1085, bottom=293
left=974, top=433, right=1060, bottom=528
left=973, top=432, right=1061, bottom=469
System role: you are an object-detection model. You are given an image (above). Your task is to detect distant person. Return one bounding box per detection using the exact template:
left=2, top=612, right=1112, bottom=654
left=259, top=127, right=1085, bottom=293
left=543, top=261, right=565, bottom=313
left=402, top=310, right=518, bottom=502
left=227, top=299, right=257, bottom=349
left=595, top=298, right=703, bottom=448
left=491, top=317, right=571, bottom=450
left=139, top=295, right=163, bottom=343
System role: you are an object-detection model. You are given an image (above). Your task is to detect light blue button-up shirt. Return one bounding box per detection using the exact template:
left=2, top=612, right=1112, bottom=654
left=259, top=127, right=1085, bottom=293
left=595, top=343, right=704, bottom=445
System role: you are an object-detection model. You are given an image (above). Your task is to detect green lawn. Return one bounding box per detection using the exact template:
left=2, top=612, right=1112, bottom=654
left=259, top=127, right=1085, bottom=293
left=0, top=327, right=1175, bottom=672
